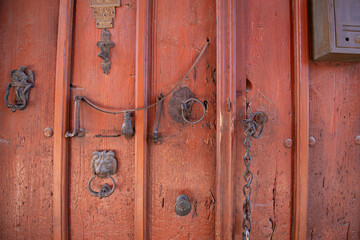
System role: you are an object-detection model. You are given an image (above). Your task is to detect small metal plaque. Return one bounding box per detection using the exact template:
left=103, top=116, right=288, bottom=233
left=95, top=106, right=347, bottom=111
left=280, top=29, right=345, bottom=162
left=90, top=0, right=120, bottom=29
left=96, top=18, right=114, bottom=29
left=93, top=6, right=115, bottom=18
left=90, top=0, right=120, bottom=7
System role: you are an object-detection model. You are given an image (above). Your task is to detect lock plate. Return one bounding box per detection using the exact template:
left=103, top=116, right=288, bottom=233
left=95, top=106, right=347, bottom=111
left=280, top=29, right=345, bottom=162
left=168, top=87, right=195, bottom=123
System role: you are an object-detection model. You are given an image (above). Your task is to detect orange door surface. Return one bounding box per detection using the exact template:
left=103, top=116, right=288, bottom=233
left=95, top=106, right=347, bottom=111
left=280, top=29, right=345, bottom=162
left=1, top=0, right=359, bottom=240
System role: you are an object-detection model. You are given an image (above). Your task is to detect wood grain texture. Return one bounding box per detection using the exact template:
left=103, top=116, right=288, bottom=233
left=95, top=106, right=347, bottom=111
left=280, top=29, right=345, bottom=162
left=53, top=0, right=74, bottom=239
left=307, top=62, right=360, bottom=239
left=68, top=0, right=137, bottom=239
left=216, top=0, right=236, bottom=239
left=0, top=0, right=59, bottom=239
left=235, top=0, right=293, bottom=239
left=292, top=0, right=309, bottom=239
left=147, top=0, right=217, bottom=239
left=134, top=0, right=151, bottom=239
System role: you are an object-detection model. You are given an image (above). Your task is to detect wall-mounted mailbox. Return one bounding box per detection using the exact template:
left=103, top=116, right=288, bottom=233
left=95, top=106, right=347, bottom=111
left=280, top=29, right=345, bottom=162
left=311, top=0, right=360, bottom=61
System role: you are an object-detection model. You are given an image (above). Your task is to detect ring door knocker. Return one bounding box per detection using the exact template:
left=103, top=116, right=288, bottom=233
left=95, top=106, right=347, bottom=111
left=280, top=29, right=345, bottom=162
left=241, top=111, right=268, bottom=240
left=168, top=87, right=206, bottom=124
left=88, top=150, right=117, bottom=199
left=4, top=66, right=34, bottom=112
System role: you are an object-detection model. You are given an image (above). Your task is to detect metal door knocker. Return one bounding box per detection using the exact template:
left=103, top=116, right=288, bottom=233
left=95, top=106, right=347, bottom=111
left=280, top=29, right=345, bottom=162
left=4, top=66, right=34, bottom=112
left=168, top=87, right=206, bottom=124
left=88, top=150, right=117, bottom=199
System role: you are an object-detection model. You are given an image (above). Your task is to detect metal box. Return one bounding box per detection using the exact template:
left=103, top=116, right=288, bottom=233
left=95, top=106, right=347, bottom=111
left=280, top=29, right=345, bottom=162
left=311, top=0, right=360, bottom=61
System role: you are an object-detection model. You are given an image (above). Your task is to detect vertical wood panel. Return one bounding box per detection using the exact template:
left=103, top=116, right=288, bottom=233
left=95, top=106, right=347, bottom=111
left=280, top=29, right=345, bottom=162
left=216, top=0, right=236, bottom=239
left=307, top=62, right=360, bottom=239
left=292, top=0, right=309, bottom=239
left=53, top=0, right=74, bottom=239
left=147, top=0, right=216, bottom=239
left=0, top=0, right=59, bottom=239
left=135, top=0, right=150, bottom=239
left=235, top=0, right=293, bottom=239
left=68, top=1, right=136, bottom=239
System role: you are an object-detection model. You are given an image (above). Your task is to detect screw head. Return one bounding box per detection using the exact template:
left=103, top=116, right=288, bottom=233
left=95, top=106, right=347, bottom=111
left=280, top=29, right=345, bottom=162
left=309, top=136, right=316, bottom=146
left=355, top=136, right=360, bottom=145
left=43, top=127, right=53, bottom=137
left=355, top=36, right=360, bottom=43
left=284, top=139, right=293, bottom=148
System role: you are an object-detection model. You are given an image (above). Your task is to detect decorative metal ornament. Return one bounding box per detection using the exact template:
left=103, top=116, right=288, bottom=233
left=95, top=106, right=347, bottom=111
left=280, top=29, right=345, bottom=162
left=4, top=66, right=34, bottom=112
left=97, top=29, right=114, bottom=74
left=121, top=112, right=134, bottom=139
left=88, top=150, right=117, bottom=199
left=91, top=0, right=120, bottom=74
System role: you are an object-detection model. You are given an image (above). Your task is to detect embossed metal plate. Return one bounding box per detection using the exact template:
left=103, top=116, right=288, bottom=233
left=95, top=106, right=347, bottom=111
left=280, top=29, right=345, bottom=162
left=90, top=0, right=120, bottom=29
left=90, top=0, right=120, bottom=7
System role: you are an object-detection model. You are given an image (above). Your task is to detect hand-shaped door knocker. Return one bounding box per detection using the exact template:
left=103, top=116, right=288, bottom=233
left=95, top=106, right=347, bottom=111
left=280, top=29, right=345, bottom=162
left=88, top=150, right=117, bottom=199
left=4, top=66, right=34, bottom=112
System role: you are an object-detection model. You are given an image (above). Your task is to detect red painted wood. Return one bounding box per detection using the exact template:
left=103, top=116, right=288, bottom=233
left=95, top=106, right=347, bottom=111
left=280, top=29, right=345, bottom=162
left=134, top=0, right=151, bottom=238
left=216, top=0, right=237, bottom=238
left=292, top=0, right=310, bottom=239
left=235, top=0, right=293, bottom=239
left=307, top=62, right=360, bottom=239
left=68, top=0, right=137, bottom=239
left=53, top=0, right=74, bottom=239
left=147, top=0, right=217, bottom=239
left=0, top=0, right=59, bottom=239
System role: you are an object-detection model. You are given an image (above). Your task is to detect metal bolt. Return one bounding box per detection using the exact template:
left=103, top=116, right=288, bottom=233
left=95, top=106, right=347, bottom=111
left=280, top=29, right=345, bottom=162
left=355, top=135, right=360, bottom=145
left=355, top=36, right=360, bottom=43
left=43, top=127, right=53, bottom=137
left=309, top=136, right=316, bottom=146
left=284, top=139, right=293, bottom=148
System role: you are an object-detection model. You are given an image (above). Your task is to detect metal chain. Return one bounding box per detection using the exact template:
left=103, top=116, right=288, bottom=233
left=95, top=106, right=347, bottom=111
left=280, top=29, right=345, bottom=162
left=73, top=40, right=209, bottom=115
left=241, top=111, right=267, bottom=240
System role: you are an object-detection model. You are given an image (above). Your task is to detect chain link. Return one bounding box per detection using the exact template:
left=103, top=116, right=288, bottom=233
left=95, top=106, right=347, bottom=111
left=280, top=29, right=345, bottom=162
left=241, top=111, right=267, bottom=240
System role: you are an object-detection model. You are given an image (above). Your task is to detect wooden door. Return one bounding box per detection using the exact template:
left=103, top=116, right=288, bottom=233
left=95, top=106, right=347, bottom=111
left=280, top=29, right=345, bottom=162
left=67, top=0, right=217, bottom=239
left=1, top=0, right=359, bottom=240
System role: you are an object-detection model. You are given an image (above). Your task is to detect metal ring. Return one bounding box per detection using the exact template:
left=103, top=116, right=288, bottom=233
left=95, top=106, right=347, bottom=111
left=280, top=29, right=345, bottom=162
left=87, top=175, right=116, bottom=198
left=181, top=98, right=206, bottom=124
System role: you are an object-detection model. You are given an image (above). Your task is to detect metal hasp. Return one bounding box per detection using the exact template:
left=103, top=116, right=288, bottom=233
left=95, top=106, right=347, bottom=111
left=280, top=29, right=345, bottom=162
left=175, top=195, right=192, bottom=216
left=88, top=150, right=117, bottom=199
left=153, top=94, right=164, bottom=143
left=122, top=112, right=134, bottom=139
left=4, top=66, right=34, bottom=112
left=241, top=111, right=268, bottom=240
left=64, top=96, right=85, bottom=138
left=168, top=87, right=206, bottom=124
left=91, top=0, right=120, bottom=74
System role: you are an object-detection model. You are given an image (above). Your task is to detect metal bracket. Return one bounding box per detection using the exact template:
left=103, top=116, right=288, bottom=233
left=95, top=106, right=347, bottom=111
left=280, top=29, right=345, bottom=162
left=4, top=66, right=34, bottom=112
